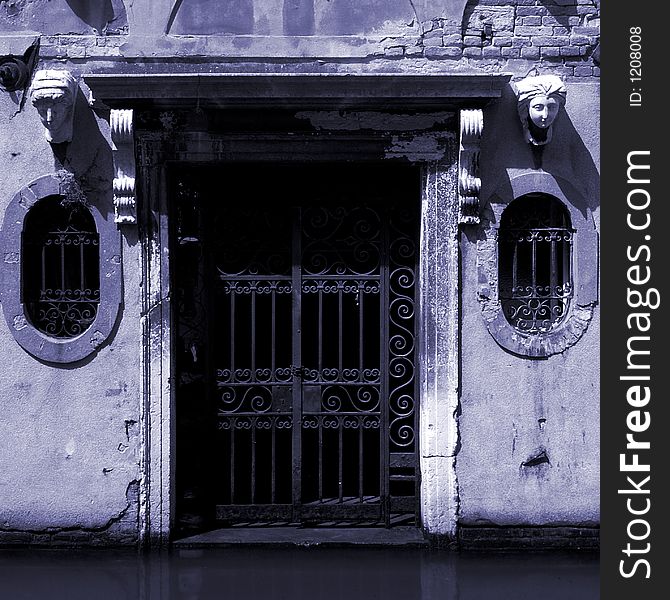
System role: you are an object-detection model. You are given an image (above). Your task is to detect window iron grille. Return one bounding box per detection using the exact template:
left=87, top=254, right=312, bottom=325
left=498, top=194, right=573, bottom=334
left=22, top=196, right=100, bottom=338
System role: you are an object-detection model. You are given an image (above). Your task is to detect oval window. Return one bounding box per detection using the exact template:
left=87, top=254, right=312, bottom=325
left=22, top=195, right=100, bottom=338
left=498, top=193, right=573, bottom=334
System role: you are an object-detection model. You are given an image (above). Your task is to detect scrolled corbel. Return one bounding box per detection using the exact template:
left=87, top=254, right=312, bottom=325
left=111, top=109, right=137, bottom=225
left=458, top=108, right=483, bottom=225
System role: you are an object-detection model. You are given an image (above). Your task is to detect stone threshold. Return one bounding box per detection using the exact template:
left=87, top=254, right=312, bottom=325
left=173, top=526, right=428, bottom=548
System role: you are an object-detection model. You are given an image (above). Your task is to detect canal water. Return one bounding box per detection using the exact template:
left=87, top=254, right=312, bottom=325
left=0, top=547, right=598, bottom=599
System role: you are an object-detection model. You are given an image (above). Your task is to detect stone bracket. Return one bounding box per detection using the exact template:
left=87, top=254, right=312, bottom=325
left=111, top=109, right=137, bottom=225
left=458, top=109, right=483, bottom=225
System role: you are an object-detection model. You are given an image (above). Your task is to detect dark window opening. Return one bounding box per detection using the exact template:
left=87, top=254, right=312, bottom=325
left=498, top=193, right=573, bottom=334
left=22, top=195, right=100, bottom=338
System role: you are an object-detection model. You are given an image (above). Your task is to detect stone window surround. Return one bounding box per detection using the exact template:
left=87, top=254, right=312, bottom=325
left=0, top=174, right=123, bottom=364
left=83, top=72, right=511, bottom=547
left=478, top=172, right=599, bottom=358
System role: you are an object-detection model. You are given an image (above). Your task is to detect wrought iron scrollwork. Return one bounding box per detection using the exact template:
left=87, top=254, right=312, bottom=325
left=217, top=385, right=276, bottom=414
left=175, top=167, right=419, bottom=523
left=388, top=205, right=417, bottom=451
left=499, top=194, right=574, bottom=334
left=23, top=198, right=100, bottom=339
left=302, top=205, right=382, bottom=276
left=214, top=205, right=292, bottom=277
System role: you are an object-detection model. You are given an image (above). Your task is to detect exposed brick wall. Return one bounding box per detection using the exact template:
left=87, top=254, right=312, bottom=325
left=34, top=1, right=600, bottom=78
left=458, top=526, right=600, bottom=550
left=421, top=0, right=600, bottom=76
left=377, top=0, right=600, bottom=77
left=0, top=529, right=139, bottom=548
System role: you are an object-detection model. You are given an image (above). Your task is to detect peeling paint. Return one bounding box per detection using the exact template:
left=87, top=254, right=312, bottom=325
left=124, top=419, right=138, bottom=441
left=65, top=438, right=76, bottom=459
left=295, top=110, right=455, bottom=131
left=521, top=449, right=551, bottom=469
left=0, top=479, right=141, bottom=538
left=90, top=330, right=105, bottom=348
left=18, top=190, right=36, bottom=210
left=12, top=314, right=27, bottom=330
left=386, top=132, right=453, bottom=161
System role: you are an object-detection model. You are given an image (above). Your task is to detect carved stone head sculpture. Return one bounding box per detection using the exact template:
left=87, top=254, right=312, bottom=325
left=514, top=75, right=567, bottom=146
left=30, top=70, right=77, bottom=144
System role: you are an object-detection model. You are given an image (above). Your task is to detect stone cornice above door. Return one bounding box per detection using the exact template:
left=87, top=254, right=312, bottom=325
left=83, top=72, right=511, bottom=111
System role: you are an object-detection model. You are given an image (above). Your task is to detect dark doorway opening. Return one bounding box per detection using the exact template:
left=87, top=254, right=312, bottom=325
left=172, top=163, right=420, bottom=537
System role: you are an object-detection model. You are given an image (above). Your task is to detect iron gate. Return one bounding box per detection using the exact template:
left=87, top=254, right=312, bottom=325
left=174, top=164, right=418, bottom=527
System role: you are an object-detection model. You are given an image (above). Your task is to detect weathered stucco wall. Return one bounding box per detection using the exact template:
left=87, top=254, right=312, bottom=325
left=0, top=81, right=141, bottom=544
left=4, top=0, right=598, bottom=76
left=0, top=0, right=599, bottom=547
left=0, top=0, right=127, bottom=35
left=456, top=81, right=599, bottom=541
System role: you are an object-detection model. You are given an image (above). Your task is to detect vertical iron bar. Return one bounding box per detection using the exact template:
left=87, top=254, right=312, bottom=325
left=318, top=422, right=323, bottom=502
left=550, top=233, right=557, bottom=314
left=566, top=234, right=572, bottom=290
left=271, top=420, right=276, bottom=504
left=271, top=292, right=276, bottom=377
left=531, top=234, right=537, bottom=291
left=359, top=420, right=364, bottom=501
left=230, top=294, right=235, bottom=380
left=60, top=238, right=65, bottom=292
left=338, top=419, right=343, bottom=503
left=41, top=246, right=46, bottom=293
left=318, top=290, right=323, bottom=374
left=412, top=196, right=420, bottom=524
left=359, top=286, right=364, bottom=381
left=512, top=240, right=518, bottom=292
left=380, top=206, right=390, bottom=526
left=338, top=289, right=343, bottom=373
left=229, top=292, right=236, bottom=503
left=79, top=238, right=85, bottom=290
left=251, top=421, right=256, bottom=504
left=550, top=235, right=558, bottom=289
left=291, top=206, right=302, bottom=522
left=251, top=290, right=256, bottom=377
left=230, top=424, right=235, bottom=503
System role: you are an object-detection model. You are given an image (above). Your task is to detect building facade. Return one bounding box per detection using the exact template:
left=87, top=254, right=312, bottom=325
left=0, top=0, right=599, bottom=548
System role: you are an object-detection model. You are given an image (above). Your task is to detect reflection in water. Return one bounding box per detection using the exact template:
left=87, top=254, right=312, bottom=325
left=0, top=547, right=598, bottom=599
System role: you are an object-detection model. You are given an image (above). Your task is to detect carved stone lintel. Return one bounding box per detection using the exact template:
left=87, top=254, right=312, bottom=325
left=111, top=109, right=137, bottom=225
left=458, top=109, right=483, bottom=225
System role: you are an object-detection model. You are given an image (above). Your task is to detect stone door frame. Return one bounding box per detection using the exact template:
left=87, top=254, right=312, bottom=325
left=85, top=72, right=509, bottom=546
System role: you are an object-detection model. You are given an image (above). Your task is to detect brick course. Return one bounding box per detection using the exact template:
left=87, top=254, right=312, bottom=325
left=31, top=0, right=601, bottom=80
